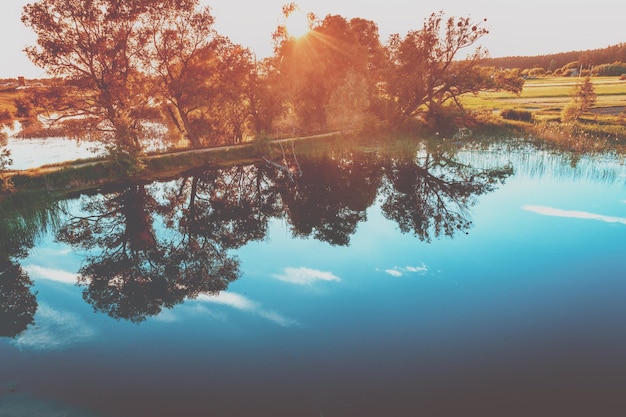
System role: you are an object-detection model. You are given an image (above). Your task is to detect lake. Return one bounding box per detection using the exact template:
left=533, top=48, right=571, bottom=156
left=1, top=136, right=626, bottom=417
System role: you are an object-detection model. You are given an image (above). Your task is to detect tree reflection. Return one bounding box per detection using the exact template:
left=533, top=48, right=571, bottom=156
left=57, top=184, right=240, bottom=322
left=48, top=140, right=513, bottom=322
left=56, top=168, right=278, bottom=322
left=161, top=165, right=282, bottom=250
left=275, top=152, right=383, bottom=246
left=0, top=257, right=37, bottom=338
left=381, top=145, right=513, bottom=241
left=0, top=192, right=62, bottom=337
left=57, top=185, right=169, bottom=322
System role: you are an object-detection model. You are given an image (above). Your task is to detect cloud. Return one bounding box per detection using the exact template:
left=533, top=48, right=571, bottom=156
left=271, top=267, right=340, bottom=285
left=13, top=304, right=96, bottom=351
left=380, top=264, right=429, bottom=278
left=522, top=205, right=626, bottom=225
left=23, top=264, right=77, bottom=284
left=196, top=292, right=299, bottom=327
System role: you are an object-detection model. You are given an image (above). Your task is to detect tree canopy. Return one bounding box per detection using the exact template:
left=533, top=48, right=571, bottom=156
left=20, top=2, right=525, bottom=159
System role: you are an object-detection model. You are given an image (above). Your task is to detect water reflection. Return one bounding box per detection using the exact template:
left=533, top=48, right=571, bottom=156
left=3, top=139, right=517, bottom=328
left=0, top=192, right=63, bottom=337
left=3, top=139, right=626, bottom=417
left=381, top=145, right=513, bottom=241
left=56, top=183, right=240, bottom=323
left=0, top=258, right=37, bottom=338
left=276, top=154, right=383, bottom=246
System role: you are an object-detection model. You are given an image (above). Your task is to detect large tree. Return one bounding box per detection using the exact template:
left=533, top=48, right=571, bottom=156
left=385, top=11, right=518, bottom=130
left=274, top=11, right=386, bottom=133
left=143, top=3, right=253, bottom=147
left=21, top=0, right=197, bottom=153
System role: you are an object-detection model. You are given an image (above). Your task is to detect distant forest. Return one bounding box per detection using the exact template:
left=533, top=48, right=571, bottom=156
left=483, top=42, right=626, bottom=74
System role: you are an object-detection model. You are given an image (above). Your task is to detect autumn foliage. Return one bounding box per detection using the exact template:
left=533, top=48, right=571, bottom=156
left=19, top=0, right=524, bottom=156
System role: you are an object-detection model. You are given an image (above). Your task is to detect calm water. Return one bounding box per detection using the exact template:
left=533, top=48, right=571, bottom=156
left=1, top=138, right=626, bottom=416
left=5, top=137, right=105, bottom=170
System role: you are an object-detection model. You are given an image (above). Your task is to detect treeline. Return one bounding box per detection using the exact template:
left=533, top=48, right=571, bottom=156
left=483, top=42, right=626, bottom=74
left=5, top=0, right=524, bottom=164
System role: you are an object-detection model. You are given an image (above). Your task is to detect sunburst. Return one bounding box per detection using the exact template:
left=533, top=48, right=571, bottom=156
left=284, top=9, right=311, bottom=39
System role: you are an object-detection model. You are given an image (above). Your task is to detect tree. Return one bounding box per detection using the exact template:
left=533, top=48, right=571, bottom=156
left=201, top=42, right=256, bottom=144
left=385, top=12, right=493, bottom=130
left=0, top=149, right=11, bottom=171
left=0, top=111, right=12, bottom=173
left=143, top=3, right=220, bottom=148
left=21, top=0, right=200, bottom=154
left=562, top=75, right=596, bottom=122
left=247, top=57, right=286, bottom=136
left=274, top=12, right=385, bottom=132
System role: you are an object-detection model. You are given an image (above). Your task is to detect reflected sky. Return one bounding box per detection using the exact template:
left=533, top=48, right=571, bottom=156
left=2, top=141, right=626, bottom=416
left=522, top=204, right=626, bottom=225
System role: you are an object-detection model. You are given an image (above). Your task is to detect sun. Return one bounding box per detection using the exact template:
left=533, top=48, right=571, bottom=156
left=284, top=9, right=311, bottom=39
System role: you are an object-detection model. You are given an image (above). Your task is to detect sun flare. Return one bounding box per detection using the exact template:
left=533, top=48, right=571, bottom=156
left=285, top=10, right=311, bottom=39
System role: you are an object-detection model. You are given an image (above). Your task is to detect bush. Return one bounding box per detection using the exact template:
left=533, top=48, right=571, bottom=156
left=561, top=103, right=579, bottom=123
left=13, top=96, right=34, bottom=118
left=0, top=109, right=11, bottom=124
left=0, top=148, right=12, bottom=170
left=595, top=62, right=626, bottom=77
left=500, top=108, right=533, bottom=122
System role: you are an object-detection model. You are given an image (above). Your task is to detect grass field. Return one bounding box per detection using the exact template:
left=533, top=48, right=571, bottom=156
left=462, top=76, right=626, bottom=119
left=462, top=76, right=626, bottom=153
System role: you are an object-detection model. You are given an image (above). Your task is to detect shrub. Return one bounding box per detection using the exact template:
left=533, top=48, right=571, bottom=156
left=0, top=109, right=11, bottom=124
left=0, top=148, right=12, bottom=170
left=561, top=103, right=579, bottom=123
left=595, top=62, right=626, bottom=77
left=13, top=96, right=34, bottom=118
left=500, top=108, right=533, bottom=122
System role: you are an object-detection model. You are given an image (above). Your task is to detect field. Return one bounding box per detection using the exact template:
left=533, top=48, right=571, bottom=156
left=462, top=76, right=626, bottom=120
left=461, top=76, right=626, bottom=152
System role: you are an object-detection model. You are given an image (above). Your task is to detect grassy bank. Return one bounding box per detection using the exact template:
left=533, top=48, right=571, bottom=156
left=0, top=132, right=346, bottom=197
left=464, top=76, right=626, bottom=152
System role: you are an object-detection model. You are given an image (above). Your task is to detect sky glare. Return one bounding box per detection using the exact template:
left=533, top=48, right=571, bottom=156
left=1, top=0, right=624, bottom=78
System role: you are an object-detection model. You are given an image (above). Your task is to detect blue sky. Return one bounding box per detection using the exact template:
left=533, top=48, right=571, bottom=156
left=2, top=0, right=624, bottom=78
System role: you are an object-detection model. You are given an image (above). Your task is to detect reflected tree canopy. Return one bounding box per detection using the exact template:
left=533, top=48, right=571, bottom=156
left=2, top=140, right=514, bottom=324
left=56, top=184, right=241, bottom=322
left=380, top=144, right=513, bottom=241
left=57, top=185, right=173, bottom=322
left=0, top=192, right=62, bottom=337
left=0, top=258, right=37, bottom=338
left=275, top=153, right=383, bottom=246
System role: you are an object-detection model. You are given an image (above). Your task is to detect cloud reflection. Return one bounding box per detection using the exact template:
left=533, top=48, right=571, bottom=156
left=197, top=292, right=299, bottom=327
left=522, top=205, right=626, bottom=225
left=271, top=267, right=340, bottom=285
left=13, top=304, right=96, bottom=351
left=380, top=264, right=429, bottom=278
left=23, top=264, right=77, bottom=284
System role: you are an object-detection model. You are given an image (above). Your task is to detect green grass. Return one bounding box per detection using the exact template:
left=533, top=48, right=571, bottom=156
left=463, top=76, right=626, bottom=113
left=463, top=76, right=626, bottom=152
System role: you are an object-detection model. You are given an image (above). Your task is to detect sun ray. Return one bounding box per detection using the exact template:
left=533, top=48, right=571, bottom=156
left=284, top=9, right=311, bottom=39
